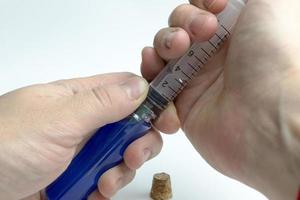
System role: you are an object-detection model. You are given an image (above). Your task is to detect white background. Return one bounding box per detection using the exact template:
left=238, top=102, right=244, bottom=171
left=0, top=0, right=267, bottom=199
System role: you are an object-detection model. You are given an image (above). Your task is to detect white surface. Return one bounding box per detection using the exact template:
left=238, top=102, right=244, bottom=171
left=0, top=1, right=267, bottom=199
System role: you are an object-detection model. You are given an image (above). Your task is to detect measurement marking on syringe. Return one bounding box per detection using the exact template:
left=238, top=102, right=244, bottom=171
left=188, top=63, right=198, bottom=72
left=194, top=55, right=205, bottom=66
left=168, top=86, right=177, bottom=94
left=181, top=71, right=192, bottom=80
left=175, top=78, right=184, bottom=87
left=161, top=93, right=171, bottom=102
left=215, top=32, right=223, bottom=42
left=209, top=40, right=218, bottom=50
left=177, top=87, right=184, bottom=95
left=201, top=48, right=211, bottom=58
left=221, top=24, right=230, bottom=35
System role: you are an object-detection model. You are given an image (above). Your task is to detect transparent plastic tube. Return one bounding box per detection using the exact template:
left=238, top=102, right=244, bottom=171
left=45, top=0, right=247, bottom=199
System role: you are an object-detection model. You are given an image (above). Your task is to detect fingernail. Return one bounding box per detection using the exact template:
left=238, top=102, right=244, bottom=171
left=142, top=149, right=152, bottom=163
left=120, top=76, right=148, bottom=100
left=189, top=14, right=208, bottom=36
left=164, top=29, right=179, bottom=49
left=204, top=0, right=217, bottom=9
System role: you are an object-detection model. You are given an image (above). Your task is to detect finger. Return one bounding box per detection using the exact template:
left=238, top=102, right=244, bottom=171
left=189, top=0, right=228, bottom=13
left=98, top=163, right=135, bottom=198
left=21, top=193, right=41, bottom=200
left=59, top=76, right=149, bottom=141
left=153, top=27, right=191, bottom=61
left=51, top=72, right=134, bottom=94
left=169, top=4, right=218, bottom=42
left=141, top=47, right=166, bottom=81
left=124, top=130, right=163, bottom=170
left=154, top=102, right=180, bottom=134
left=88, top=190, right=108, bottom=200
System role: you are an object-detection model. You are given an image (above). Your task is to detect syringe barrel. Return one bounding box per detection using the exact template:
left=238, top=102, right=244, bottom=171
left=149, top=0, right=247, bottom=108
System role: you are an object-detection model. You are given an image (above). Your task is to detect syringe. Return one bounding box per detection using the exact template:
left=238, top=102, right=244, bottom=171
left=46, top=0, right=247, bottom=199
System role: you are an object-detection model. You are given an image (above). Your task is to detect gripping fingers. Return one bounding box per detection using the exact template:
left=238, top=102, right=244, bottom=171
left=169, top=4, right=218, bottom=42
left=154, top=102, right=180, bottom=134
left=189, top=0, right=228, bottom=13
left=97, top=163, right=135, bottom=199
left=153, top=27, right=191, bottom=61
left=123, top=130, right=163, bottom=170
left=142, top=4, right=221, bottom=81
left=95, top=130, right=163, bottom=198
left=141, top=47, right=166, bottom=81
left=151, top=5, right=219, bottom=62
left=88, top=191, right=108, bottom=200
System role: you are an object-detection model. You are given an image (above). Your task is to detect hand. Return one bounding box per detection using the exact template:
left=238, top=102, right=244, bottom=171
left=141, top=0, right=300, bottom=199
left=0, top=73, right=179, bottom=200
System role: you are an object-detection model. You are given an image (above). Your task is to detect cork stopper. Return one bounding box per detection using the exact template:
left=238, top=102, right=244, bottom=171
left=150, top=172, right=172, bottom=200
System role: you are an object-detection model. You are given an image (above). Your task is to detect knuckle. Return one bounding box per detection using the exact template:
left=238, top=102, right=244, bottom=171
left=51, top=80, right=77, bottom=95
left=149, top=132, right=163, bottom=156
left=120, top=169, right=136, bottom=187
left=125, top=170, right=136, bottom=184
left=189, top=0, right=203, bottom=7
left=91, top=86, right=113, bottom=108
left=155, top=132, right=163, bottom=147
left=125, top=149, right=141, bottom=169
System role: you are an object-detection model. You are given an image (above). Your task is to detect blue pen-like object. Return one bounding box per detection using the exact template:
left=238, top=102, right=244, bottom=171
left=46, top=88, right=166, bottom=200
left=46, top=0, right=247, bottom=199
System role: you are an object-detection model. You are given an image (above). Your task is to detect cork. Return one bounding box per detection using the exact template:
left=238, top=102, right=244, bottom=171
left=150, top=172, right=172, bottom=200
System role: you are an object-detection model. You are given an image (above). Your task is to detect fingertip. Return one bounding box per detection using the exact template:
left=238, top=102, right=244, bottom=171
left=141, top=46, right=165, bottom=81
left=154, top=27, right=191, bottom=60
left=154, top=103, right=180, bottom=134
left=98, top=164, right=135, bottom=198
left=189, top=0, right=228, bottom=14
left=169, top=4, right=219, bottom=43
left=98, top=176, right=119, bottom=198
left=118, top=76, right=149, bottom=114
left=204, top=0, right=228, bottom=14
left=189, top=13, right=218, bottom=42
left=124, top=146, right=145, bottom=170
left=141, top=46, right=153, bottom=61
left=124, top=131, right=163, bottom=170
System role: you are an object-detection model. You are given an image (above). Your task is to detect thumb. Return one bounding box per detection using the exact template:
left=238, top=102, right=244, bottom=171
left=60, top=75, right=149, bottom=137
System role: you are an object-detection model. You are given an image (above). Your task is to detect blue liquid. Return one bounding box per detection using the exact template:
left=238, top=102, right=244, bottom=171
left=46, top=116, right=151, bottom=200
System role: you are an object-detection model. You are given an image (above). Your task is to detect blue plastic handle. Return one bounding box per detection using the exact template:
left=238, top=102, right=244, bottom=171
left=45, top=116, right=151, bottom=200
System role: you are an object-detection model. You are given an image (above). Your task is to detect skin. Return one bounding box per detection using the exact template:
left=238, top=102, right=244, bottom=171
left=1, top=1, right=300, bottom=200
left=0, top=73, right=180, bottom=200
left=141, top=0, right=300, bottom=199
